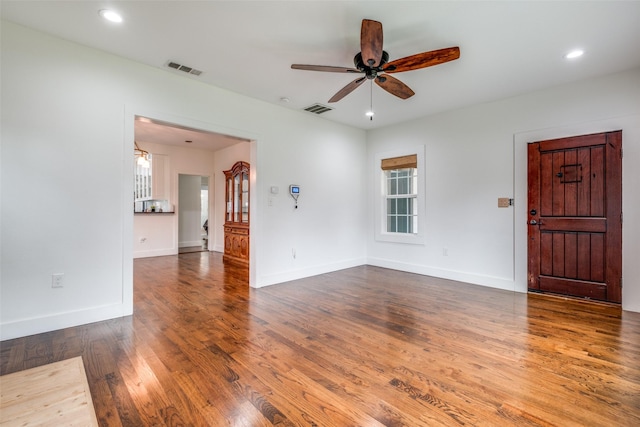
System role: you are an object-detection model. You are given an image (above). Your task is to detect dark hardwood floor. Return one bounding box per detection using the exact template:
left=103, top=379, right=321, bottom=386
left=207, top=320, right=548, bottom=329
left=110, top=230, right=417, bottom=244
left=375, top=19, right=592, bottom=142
left=1, top=252, right=639, bottom=426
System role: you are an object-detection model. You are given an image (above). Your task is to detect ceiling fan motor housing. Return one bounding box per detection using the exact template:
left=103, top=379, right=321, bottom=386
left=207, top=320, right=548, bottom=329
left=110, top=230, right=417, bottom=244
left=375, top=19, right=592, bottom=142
left=354, top=51, right=390, bottom=79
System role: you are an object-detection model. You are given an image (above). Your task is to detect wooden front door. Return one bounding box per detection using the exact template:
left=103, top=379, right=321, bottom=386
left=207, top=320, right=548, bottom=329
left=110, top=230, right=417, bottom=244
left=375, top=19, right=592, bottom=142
left=527, top=131, right=622, bottom=303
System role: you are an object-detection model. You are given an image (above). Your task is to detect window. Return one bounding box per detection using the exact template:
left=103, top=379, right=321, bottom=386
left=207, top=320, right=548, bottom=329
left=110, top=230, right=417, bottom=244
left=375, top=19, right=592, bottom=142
left=375, top=148, right=425, bottom=244
left=385, top=167, right=418, bottom=233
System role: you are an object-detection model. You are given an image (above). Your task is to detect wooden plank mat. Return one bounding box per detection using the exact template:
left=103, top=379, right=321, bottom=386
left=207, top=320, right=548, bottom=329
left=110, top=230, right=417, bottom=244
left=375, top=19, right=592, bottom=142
left=0, top=356, right=98, bottom=426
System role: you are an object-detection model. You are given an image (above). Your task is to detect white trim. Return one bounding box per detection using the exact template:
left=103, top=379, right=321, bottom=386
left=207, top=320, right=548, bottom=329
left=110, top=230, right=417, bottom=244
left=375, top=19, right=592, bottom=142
left=255, top=257, right=366, bottom=288
left=367, top=257, right=516, bottom=292
left=374, top=146, right=426, bottom=245
left=1, top=303, right=127, bottom=341
left=133, top=248, right=177, bottom=259
left=179, top=240, right=203, bottom=248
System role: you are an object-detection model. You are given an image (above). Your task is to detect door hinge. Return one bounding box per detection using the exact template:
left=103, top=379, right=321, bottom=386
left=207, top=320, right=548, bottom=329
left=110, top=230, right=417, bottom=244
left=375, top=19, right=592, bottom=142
left=621, top=212, right=623, bottom=224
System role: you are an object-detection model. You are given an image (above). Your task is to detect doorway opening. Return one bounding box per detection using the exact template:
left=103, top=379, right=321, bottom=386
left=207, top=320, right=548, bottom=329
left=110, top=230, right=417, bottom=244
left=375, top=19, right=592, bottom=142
left=132, top=114, right=253, bottom=262
left=178, top=174, right=209, bottom=254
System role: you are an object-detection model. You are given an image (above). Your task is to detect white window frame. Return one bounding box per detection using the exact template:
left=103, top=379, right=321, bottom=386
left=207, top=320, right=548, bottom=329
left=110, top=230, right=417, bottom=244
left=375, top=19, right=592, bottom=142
left=374, top=146, right=426, bottom=244
left=385, top=168, right=418, bottom=233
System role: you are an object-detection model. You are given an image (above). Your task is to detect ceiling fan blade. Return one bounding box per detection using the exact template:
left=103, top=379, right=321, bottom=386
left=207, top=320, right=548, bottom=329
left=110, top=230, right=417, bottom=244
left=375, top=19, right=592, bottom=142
left=291, top=64, right=361, bottom=73
left=384, top=47, right=460, bottom=73
left=375, top=75, right=415, bottom=99
left=328, top=76, right=367, bottom=103
left=361, top=19, right=383, bottom=67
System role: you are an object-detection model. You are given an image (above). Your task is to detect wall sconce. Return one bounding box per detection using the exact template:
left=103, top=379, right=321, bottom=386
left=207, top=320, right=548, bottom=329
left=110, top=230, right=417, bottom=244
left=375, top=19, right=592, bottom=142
left=134, top=141, right=150, bottom=168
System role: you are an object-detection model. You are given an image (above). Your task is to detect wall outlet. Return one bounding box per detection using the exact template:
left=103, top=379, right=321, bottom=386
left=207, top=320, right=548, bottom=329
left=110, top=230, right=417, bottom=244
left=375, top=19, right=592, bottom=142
left=52, top=273, right=64, bottom=288
left=442, top=248, right=449, bottom=256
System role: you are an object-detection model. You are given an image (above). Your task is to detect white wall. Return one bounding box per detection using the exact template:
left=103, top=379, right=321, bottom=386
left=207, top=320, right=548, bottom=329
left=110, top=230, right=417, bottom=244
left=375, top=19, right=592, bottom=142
left=367, top=68, right=640, bottom=312
left=133, top=214, right=176, bottom=258
left=178, top=175, right=204, bottom=248
left=1, top=21, right=368, bottom=340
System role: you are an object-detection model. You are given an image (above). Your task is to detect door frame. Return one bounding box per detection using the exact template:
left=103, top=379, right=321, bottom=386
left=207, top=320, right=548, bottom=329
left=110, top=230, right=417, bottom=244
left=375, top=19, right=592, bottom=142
left=526, top=131, right=622, bottom=303
left=178, top=174, right=210, bottom=252
left=123, top=107, right=260, bottom=315
left=513, top=115, right=637, bottom=310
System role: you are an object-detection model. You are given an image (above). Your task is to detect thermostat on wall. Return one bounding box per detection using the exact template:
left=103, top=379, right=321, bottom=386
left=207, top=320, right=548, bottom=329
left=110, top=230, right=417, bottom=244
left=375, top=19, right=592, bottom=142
left=289, top=185, right=300, bottom=208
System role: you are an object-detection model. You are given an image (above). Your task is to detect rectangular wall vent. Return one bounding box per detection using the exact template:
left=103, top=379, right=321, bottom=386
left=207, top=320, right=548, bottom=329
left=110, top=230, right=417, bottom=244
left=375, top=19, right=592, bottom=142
left=167, top=61, right=203, bottom=76
left=304, top=104, right=333, bottom=115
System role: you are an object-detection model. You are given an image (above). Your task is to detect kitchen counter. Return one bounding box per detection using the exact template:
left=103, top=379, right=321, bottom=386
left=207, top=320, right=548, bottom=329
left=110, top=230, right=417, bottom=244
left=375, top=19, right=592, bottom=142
left=134, top=211, right=175, bottom=214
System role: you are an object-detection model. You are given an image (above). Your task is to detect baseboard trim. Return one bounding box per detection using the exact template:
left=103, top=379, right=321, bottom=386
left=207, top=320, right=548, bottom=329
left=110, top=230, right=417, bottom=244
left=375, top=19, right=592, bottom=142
left=179, top=240, right=203, bottom=248
left=133, top=248, right=176, bottom=258
left=366, top=257, right=518, bottom=292
left=255, top=257, right=366, bottom=288
left=0, top=303, right=129, bottom=341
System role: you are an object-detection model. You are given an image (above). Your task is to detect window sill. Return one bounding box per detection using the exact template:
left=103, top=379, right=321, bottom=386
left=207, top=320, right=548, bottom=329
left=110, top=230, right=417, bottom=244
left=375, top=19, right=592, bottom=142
left=375, top=232, right=424, bottom=245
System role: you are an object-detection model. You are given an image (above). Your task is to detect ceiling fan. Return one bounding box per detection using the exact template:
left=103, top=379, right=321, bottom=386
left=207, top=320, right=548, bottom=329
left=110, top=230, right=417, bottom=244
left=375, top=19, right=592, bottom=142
left=291, top=19, right=460, bottom=103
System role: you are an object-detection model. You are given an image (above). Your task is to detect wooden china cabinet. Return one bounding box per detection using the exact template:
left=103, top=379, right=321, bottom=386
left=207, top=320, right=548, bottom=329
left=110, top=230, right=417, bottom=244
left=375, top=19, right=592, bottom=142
left=223, top=161, right=249, bottom=266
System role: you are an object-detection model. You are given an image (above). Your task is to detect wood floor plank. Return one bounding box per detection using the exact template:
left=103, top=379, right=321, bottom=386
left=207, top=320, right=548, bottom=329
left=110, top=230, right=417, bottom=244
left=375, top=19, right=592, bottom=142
left=1, top=252, right=639, bottom=426
left=0, top=357, right=98, bottom=427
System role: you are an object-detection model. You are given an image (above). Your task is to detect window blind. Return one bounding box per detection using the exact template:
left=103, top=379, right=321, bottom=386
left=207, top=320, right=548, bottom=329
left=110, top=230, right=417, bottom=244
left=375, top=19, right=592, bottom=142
left=381, top=154, right=417, bottom=170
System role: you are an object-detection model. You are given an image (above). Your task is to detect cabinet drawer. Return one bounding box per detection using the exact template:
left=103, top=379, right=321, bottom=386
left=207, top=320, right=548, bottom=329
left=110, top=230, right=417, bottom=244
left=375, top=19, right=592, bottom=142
left=224, top=226, right=249, bottom=236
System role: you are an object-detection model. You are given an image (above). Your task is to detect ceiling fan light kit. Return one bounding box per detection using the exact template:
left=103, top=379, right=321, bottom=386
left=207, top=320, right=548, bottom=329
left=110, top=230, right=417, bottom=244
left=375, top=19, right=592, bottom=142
left=291, top=19, right=460, bottom=106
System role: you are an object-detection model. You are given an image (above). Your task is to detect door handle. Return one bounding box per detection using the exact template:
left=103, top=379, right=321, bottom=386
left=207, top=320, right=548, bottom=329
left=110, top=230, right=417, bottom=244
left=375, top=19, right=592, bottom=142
left=530, top=220, right=538, bottom=225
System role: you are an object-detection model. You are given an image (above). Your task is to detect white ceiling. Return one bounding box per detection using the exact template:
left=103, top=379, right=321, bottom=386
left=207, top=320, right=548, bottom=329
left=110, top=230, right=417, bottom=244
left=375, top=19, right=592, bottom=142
left=134, top=117, right=249, bottom=152
left=3, top=0, right=640, bottom=137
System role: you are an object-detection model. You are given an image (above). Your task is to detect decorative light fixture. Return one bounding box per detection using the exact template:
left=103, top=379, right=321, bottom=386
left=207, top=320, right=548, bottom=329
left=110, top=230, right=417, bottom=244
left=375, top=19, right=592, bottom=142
left=565, top=49, right=584, bottom=59
left=366, top=80, right=374, bottom=120
left=134, top=142, right=150, bottom=168
left=99, top=9, right=123, bottom=23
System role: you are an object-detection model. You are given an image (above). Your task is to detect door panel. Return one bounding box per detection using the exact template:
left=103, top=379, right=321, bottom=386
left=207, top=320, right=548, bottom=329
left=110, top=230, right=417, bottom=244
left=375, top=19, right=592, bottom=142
left=527, top=131, right=622, bottom=303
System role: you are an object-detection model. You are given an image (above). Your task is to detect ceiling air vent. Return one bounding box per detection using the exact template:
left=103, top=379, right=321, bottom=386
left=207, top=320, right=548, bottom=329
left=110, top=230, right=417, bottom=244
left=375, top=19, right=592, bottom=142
left=166, top=61, right=203, bottom=76
left=304, top=104, right=333, bottom=115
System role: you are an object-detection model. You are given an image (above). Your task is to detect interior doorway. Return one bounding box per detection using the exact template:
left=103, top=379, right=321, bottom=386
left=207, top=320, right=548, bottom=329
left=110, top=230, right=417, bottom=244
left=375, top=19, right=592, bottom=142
left=178, top=174, right=209, bottom=254
left=130, top=112, right=256, bottom=293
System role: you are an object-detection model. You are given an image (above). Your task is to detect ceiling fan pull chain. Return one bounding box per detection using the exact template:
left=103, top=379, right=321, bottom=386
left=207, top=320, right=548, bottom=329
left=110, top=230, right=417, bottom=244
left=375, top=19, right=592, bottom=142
left=366, top=80, right=374, bottom=121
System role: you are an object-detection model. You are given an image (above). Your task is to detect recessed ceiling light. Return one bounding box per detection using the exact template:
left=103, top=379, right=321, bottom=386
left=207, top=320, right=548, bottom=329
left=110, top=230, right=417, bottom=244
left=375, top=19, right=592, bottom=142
left=565, top=49, right=584, bottom=59
left=99, top=9, right=123, bottom=23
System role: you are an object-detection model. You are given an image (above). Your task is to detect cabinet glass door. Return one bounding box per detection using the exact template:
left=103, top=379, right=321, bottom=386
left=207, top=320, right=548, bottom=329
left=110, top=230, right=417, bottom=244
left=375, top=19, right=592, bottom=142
left=224, top=161, right=249, bottom=225
left=233, top=174, right=241, bottom=222
left=242, top=172, right=249, bottom=222
left=226, top=178, right=233, bottom=222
